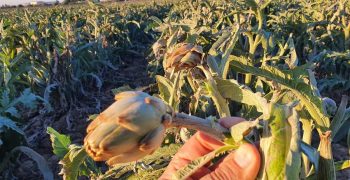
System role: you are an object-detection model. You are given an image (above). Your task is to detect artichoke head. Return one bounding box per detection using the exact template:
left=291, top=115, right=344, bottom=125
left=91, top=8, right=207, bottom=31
left=164, top=43, right=203, bottom=72
left=84, top=91, right=172, bottom=165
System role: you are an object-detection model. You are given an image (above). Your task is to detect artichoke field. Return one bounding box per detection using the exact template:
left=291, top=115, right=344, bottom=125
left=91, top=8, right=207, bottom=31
left=1, top=0, right=350, bottom=179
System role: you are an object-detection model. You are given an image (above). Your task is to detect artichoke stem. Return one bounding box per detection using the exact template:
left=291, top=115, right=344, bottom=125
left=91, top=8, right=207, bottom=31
left=168, top=113, right=229, bottom=141
left=317, top=131, right=336, bottom=180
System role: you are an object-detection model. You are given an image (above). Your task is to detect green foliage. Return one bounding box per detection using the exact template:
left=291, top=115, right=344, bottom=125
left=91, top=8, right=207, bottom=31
left=47, top=127, right=71, bottom=159
left=59, top=145, right=89, bottom=180
left=0, top=1, right=173, bottom=178
left=2, top=0, right=350, bottom=179
left=100, top=144, right=181, bottom=179
left=0, top=88, right=41, bottom=163
left=148, top=0, right=350, bottom=179
left=173, top=145, right=237, bottom=179
left=47, top=127, right=100, bottom=179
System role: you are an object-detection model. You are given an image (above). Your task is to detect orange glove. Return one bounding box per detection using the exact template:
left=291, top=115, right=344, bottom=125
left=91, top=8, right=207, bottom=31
left=160, top=117, right=261, bottom=180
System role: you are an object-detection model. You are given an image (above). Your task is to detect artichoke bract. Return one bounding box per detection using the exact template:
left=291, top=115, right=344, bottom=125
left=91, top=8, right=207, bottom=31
left=164, top=43, right=203, bottom=72
left=84, top=91, right=172, bottom=166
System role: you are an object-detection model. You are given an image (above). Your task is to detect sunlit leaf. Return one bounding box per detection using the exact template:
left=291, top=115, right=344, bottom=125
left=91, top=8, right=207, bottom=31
left=47, top=127, right=71, bottom=159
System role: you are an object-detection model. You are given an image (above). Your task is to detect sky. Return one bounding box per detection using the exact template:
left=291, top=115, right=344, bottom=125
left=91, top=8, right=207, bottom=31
left=0, top=0, right=63, bottom=6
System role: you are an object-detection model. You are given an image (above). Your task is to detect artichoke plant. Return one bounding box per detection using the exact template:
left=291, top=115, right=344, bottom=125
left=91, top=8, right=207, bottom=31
left=164, top=43, right=203, bottom=72
left=84, top=91, right=173, bottom=166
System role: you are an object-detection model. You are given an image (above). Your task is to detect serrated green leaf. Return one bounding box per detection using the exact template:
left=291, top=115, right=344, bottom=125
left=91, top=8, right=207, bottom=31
left=59, top=145, right=88, bottom=180
left=0, top=115, right=24, bottom=135
left=215, top=78, right=266, bottom=113
left=229, top=55, right=329, bottom=132
left=173, top=145, right=236, bottom=180
left=155, top=75, right=173, bottom=103
left=17, top=88, right=37, bottom=109
left=5, top=106, right=19, bottom=118
left=0, top=90, right=10, bottom=107
left=47, top=127, right=71, bottom=159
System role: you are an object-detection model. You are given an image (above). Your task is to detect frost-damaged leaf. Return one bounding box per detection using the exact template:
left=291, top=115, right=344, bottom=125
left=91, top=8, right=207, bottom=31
left=209, top=30, right=231, bottom=57
left=230, top=119, right=259, bottom=143
left=0, top=116, right=24, bottom=135
left=17, top=88, right=37, bottom=109
left=59, top=145, right=88, bottom=180
left=0, top=90, right=10, bottom=107
left=215, top=78, right=267, bottom=113
left=260, top=102, right=293, bottom=179
left=44, top=83, right=58, bottom=104
left=155, top=75, right=173, bottom=103
left=285, top=34, right=298, bottom=69
left=220, top=25, right=240, bottom=79
left=149, top=16, right=163, bottom=26
left=200, top=67, right=230, bottom=117
left=11, top=146, right=54, bottom=180
left=173, top=145, right=236, bottom=180
left=229, top=55, right=329, bottom=132
left=286, top=109, right=301, bottom=180
left=47, top=127, right=71, bottom=159
left=3, top=64, right=11, bottom=87
left=5, top=107, right=19, bottom=118
left=206, top=55, right=220, bottom=74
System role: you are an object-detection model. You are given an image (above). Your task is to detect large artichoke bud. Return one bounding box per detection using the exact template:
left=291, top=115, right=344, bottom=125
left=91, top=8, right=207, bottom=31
left=164, top=43, right=203, bottom=72
left=84, top=91, right=172, bottom=166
